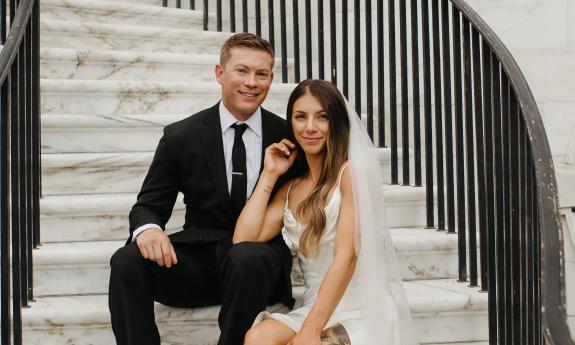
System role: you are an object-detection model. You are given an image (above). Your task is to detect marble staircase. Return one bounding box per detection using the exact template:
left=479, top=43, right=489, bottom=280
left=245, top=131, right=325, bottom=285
left=26, top=0, right=490, bottom=343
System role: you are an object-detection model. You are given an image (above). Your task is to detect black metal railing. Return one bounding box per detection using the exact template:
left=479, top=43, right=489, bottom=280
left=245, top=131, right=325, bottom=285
left=171, top=1, right=572, bottom=344
left=0, top=0, right=41, bottom=342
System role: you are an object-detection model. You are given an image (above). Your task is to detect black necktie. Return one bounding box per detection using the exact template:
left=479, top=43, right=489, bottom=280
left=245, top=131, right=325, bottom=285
left=230, top=123, right=249, bottom=219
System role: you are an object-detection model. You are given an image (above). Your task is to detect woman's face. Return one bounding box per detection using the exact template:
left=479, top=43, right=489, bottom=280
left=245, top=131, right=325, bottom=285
left=291, top=93, right=330, bottom=156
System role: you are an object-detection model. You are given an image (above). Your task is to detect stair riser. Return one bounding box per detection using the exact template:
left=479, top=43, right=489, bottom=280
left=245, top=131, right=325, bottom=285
left=41, top=50, right=293, bottom=82
left=33, top=248, right=458, bottom=296
left=41, top=25, right=230, bottom=55
left=22, top=308, right=487, bottom=344
left=41, top=156, right=406, bottom=195
left=40, top=196, right=430, bottom=243
left=41, top=2, right=204, bottom=30
left=41, top=84, right=294, bottom=116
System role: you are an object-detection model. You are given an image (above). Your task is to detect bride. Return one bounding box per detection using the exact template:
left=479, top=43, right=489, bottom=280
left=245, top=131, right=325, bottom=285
left=233, top=79, right=415, bottom=345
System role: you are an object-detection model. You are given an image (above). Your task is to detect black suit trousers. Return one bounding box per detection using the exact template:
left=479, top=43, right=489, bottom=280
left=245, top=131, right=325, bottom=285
left=109, top=239, right=291, bottom=345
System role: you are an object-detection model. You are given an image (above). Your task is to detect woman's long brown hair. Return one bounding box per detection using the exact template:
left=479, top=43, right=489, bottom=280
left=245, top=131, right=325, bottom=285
left=285, top=79, right=350, bottom=257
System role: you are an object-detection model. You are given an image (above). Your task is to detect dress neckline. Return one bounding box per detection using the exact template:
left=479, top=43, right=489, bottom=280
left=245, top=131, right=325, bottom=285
left=284, top=186, right=342, bottom=225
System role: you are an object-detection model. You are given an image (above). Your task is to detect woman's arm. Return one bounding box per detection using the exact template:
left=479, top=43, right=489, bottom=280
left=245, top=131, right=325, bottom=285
left=233, top=139, right=297, bottom=244
left=288, top=166, right=356, bottom=345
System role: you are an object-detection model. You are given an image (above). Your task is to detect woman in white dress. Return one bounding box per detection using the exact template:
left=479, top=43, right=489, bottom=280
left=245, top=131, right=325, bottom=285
left=233, top=79, right=415, bottom=345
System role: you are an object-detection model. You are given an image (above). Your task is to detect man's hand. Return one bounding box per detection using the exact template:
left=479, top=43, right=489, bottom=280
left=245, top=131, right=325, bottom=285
left=136, top=227, right=178, bottom=267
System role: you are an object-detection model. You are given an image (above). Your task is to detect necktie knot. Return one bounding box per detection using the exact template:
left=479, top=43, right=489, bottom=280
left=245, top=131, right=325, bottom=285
left=231, top=123, right=248, bottom=138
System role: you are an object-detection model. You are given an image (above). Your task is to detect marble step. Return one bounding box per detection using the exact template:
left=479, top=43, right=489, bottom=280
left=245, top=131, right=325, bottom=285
left=41, top=0, right=208, bottom=30
left=41, top=149, right=410, bottom=195
left=22, top=279, right=488, bottom=344
left=33, top=227, right=460, bottom=296
left=39, top=185, right=430, bottom=243
left=41, top=48, right=292, bottom=82
left=41, top=19, right=232, bottom=54
left=41, top=111, right=370, bottom=153
left=41, top=79, right=296, bottom=116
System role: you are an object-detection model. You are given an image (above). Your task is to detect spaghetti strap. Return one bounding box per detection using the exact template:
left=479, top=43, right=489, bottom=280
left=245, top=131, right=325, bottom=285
left=336, top=161, right=351, bottom=188
left=285, top=181, right=294, bottom=209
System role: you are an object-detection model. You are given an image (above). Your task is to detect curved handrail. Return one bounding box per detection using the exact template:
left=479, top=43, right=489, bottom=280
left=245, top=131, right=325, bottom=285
left=0, top=0, right=35, bottom=84
left=450, top=0, right=573, bottom=344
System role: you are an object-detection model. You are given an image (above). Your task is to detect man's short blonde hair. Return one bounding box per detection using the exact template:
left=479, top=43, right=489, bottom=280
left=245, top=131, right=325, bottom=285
left=220, top=33, right=275, bottom=68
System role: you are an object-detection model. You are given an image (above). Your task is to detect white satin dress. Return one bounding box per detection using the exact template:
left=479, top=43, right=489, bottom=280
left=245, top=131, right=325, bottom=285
left=253, top=165, right=368, bottom=344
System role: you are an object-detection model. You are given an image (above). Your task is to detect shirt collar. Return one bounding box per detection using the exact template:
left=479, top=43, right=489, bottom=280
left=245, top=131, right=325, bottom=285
left=219, top=102, right=262, bottom=137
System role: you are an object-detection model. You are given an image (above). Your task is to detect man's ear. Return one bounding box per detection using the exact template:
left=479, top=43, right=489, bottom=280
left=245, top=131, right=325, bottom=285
left=215, top=64, right=224, bottom=85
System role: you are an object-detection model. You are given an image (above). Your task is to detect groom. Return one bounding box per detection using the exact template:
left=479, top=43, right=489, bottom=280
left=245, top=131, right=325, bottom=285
left=108, top=33, right=294, bottom=345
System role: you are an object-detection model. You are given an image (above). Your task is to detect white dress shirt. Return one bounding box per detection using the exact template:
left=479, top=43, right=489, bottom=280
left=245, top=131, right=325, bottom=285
left=132, top=103, right=263, bottom=241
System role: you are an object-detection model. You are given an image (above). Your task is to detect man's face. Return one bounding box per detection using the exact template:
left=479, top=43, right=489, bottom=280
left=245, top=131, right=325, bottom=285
left=215, top=47, right=274, bottom=121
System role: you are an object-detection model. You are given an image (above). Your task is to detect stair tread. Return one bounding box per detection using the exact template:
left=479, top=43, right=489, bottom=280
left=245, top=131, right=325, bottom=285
left=23, top=278, right=487, bottom=327
left=34, top=228, right=458, bottom=266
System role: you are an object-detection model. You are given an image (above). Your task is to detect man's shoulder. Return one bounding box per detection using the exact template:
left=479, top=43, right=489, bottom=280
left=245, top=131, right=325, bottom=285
left=164, top=104, right=219, bottom=137
left=261, top=108, right=286, bottom=125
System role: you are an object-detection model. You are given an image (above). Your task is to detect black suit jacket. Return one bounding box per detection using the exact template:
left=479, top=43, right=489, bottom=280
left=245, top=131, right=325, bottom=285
left=128, top=103, right=289, bottom=244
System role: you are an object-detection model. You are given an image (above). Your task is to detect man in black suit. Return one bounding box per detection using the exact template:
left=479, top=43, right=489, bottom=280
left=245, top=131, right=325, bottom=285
left=109, top=33, right=294, bottom=345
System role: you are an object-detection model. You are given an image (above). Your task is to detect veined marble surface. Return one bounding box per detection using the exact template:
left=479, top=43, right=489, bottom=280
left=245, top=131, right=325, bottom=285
left=41, top=0, right=207, bottom=30
left=41, top=79, right=297, bottom=115
left=40, top=148, right=403, bottom=195
left=23, top=281, right=488, bottom=344
left=39, top=185, right=432, bottom=242
left=41, top=19, right=232, bottom=54
left=33, top=227, right=460, bottom=296
left=41, top=48, right=293, bottom=82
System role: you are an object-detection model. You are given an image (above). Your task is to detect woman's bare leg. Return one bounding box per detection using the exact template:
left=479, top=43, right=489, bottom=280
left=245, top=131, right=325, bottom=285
left=320, top=323, right=352, bottom=345
left=244, top=319, right=295, bottom=345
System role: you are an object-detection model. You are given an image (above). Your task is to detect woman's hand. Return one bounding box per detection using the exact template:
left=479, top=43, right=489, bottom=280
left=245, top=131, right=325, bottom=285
left=263, top=139, right=297, bottom=177
left=287, top=328, right=322, bottom=345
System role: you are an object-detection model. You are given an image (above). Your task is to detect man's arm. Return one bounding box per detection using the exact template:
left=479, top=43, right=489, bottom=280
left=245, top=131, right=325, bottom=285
left=129, top=130, right=180, bottom=267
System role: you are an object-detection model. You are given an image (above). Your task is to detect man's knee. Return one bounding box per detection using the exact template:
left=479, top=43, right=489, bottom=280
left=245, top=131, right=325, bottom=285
left=224, top=242, right=270, bottom=273
left=110, top=243, right=144, bottom=275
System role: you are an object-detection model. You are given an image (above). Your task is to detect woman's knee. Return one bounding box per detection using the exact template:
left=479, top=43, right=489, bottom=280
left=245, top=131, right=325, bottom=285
left=244, top=324, right=285, bottom=345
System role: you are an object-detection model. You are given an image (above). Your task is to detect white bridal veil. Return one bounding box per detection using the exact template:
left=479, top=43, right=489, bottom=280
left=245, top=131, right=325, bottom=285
left=346, top=101, right=416, bottom=345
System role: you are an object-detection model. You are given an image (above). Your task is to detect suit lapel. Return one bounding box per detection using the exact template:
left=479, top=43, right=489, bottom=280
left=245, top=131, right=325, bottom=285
left=199, top=104, right=234, bottom=220
left=260, top=109, right=276, bottom=173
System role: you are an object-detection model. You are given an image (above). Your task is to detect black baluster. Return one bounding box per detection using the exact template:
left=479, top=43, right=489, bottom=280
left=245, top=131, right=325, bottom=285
left=18, top=40, right=28, bottom=309
left=389, top=0, right=398, bottom=184
left=472, top=30, right=486, bottom=289
left=377, top=0, right=385, bottom=147
left=255, top=0, right=261, bottom=36
left=202, top=0, right=208, bottom=30
left=342, top=0, right=349, bottom=97
left=292, top=0, right=300, bottom=82
left=176, top=0, right=181, bottom=9
left=452, top=7, right=466, bottom=282
left=330, top=0, right=337, bottom=84
left=229, top=0, right=236, bottom=32
left=32, top=0, right=41, bottom=249
left=268, top=0, right=274, bottom=50
left=11, top=53, right=22, bottom=345
left=354, top=0, right=361, bottom=116
left=411, top=0, right=421, bottom=185
left=432, top=0, right=444, bottom=230
left=318, top=0, right=324, bottom=79
left=519, top=117, right=528, bottom=345
left=242, top=0, right=248, bottom=32
left=463, top=18, right=477, bottom=286
left=217, top=0, right=222, bottom=31
left=305, top=0, right=311, bottom=77
left=1, top=79, right=10, bottom=345
left=421, top=0, right=434, bottom=227
left=399, top=0, right=409, bottom=183
left=441, top=0, right=454, bottom=233
left=190, top=0, right=195, bottom=10
left=280, top=0, right=287, bottom=82
left=510, top=93, right=520, bottom=344
left=481, top=42, right=496, bottom=344
left=365, top=0, right=373, bottom=139
left=493, top=55, right=506, bottom=344
left=503, top=75, right=513, bottom=342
